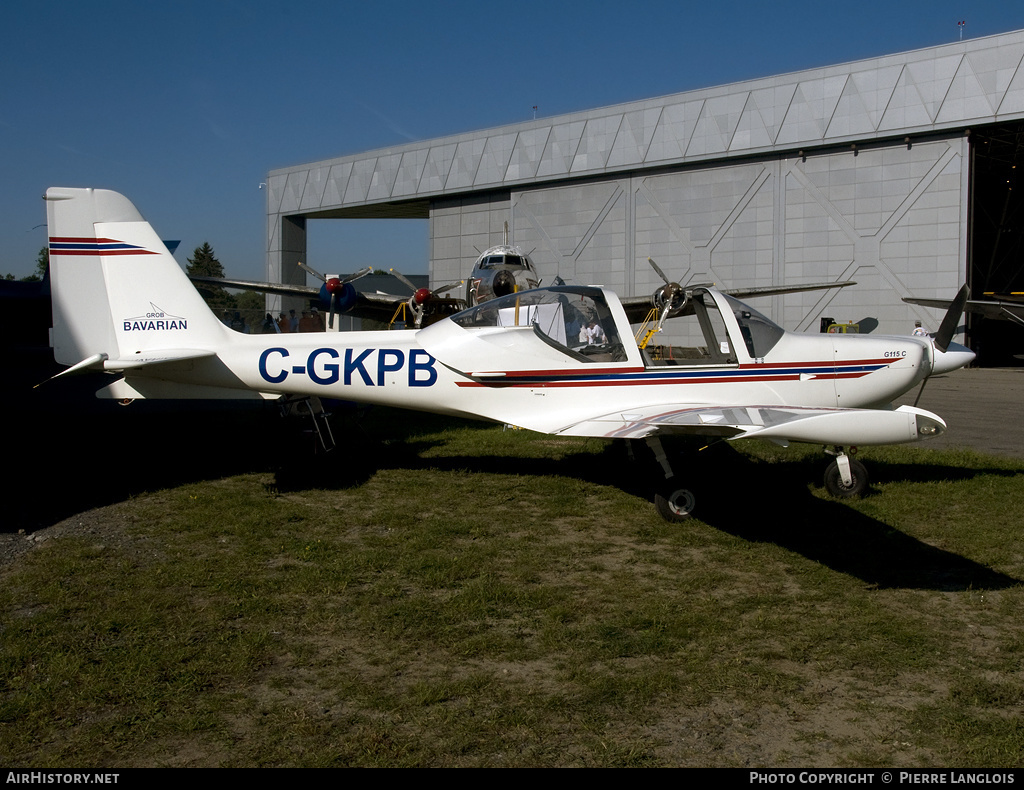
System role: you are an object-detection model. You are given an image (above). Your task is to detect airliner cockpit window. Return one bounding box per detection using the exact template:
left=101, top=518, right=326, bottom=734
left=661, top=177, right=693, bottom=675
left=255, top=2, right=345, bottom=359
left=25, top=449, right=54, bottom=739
left=451, top=287, right=626, bottom=362
left=479, top=254, right=526, bottom=269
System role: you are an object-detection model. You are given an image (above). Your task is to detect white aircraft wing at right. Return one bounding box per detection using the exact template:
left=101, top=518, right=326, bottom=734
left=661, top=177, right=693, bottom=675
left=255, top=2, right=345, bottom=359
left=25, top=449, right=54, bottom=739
left=556, top=403, right=946, bottom=446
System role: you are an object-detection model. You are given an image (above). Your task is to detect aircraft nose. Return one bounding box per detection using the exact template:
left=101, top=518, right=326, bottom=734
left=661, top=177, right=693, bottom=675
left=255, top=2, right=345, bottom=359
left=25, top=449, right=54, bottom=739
left=931, top=341, right=975, bottom=375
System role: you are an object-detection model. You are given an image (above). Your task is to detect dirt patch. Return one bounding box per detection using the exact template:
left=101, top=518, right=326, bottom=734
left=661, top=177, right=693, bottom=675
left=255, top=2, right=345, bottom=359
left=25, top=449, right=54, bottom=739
left=0, top=502, right=137, bottom=572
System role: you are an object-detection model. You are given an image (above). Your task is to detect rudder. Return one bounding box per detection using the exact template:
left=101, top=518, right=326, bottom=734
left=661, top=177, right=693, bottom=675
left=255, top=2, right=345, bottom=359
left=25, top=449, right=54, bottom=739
left=46, top=187, right=226, bottom=368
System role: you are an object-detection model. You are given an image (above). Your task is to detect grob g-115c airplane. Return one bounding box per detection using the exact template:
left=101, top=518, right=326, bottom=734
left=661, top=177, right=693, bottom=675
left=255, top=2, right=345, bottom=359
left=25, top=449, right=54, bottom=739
left=44, top=188, right=974, bottom=521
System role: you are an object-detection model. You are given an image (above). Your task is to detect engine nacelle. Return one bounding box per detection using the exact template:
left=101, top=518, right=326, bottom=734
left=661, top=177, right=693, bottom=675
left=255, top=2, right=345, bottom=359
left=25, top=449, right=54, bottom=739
left=492, top=270, right=517, bottom=297
left=653, top=282, right=687, bottom=315
left=318, top=281, right=357, bottom=312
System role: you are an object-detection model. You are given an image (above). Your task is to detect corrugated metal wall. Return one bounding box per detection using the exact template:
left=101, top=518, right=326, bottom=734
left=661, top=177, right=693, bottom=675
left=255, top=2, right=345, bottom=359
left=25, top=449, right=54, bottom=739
left=431, top=135, right=968, bottom=341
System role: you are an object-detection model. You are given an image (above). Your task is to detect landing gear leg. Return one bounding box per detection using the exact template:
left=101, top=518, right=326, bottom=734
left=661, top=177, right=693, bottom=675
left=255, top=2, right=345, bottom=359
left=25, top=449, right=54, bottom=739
left=646, top=436, right=697, bottom=522
left=823, top=446, right=868, bottom=498
left=282, top=396, right=337, bottom=453
left=647, top=436, right=674, bottom=479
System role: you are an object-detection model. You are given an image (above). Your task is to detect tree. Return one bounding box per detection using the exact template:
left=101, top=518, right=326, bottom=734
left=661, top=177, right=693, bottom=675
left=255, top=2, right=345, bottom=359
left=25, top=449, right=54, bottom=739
left=186, top=242, right=235, bottom=312
left=4, top=248, right=49, bottom=282
left=32, top=247, right=48, bottom=281
left=14, top=248, right=49, bottom=283
left=235, top=290, right=265, bottom=313
left=186, top=242, right=224, bottom=278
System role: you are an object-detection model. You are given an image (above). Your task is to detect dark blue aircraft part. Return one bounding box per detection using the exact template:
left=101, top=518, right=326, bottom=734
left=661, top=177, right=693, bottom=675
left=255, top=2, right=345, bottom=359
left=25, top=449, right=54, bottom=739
left=318, top=282, right=358, bottom=311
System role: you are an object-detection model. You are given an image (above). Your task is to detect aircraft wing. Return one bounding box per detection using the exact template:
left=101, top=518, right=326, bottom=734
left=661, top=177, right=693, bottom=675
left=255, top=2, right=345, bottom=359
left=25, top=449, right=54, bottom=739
left=620, top=280, right=856, bottom=324
left=333, top=290, right=420, bottom=323
left=984, top=292, right=1024, bottom=303
left=557, top=403, right=944, bottom=446
left=903, top=296, right=1024, bottom=328
left=189, top=275, right=319, bottom=299
left=188, top=275, right=409, bottom=323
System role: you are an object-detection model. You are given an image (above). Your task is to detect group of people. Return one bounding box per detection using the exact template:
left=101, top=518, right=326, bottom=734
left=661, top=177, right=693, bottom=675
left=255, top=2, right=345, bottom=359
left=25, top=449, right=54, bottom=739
left=558, top=296, right=610, bottom=348
left=579, top=318, right=606, bottom=345
left=223, top=308, right=326, bottom=334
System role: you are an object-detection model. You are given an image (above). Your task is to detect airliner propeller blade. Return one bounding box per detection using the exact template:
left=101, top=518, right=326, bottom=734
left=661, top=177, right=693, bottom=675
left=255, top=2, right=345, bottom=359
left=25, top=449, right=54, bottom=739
left=647, top=257, right=672, bottom=285
left=433, top=280, right=463, bottom=296
left=342, top=266, right=373, bottom=284
left=298, top=261, right=326, bottom=283
left=389, top=268, right=419, bottom=294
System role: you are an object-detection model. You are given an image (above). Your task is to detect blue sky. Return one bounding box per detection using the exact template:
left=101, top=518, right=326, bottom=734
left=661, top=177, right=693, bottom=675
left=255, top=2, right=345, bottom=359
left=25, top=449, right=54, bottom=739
left=3, top=0, right=1023, bottom=281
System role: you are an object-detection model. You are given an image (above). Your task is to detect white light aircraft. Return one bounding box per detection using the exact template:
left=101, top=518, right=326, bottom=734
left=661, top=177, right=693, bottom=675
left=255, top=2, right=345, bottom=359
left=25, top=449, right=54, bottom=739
left=44, top=188, right=975, bottom=521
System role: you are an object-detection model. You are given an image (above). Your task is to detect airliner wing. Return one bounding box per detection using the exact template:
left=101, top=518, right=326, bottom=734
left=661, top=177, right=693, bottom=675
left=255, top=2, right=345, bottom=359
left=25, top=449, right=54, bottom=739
left=903, top=296, right=1024, bottom=328
left=189, top=275, right=410, bottom=323
left=558, top=403, right=945, bottom=446
left=620, top=280, right=856, bottom=324
left=188, top=275, right=319, bottom=299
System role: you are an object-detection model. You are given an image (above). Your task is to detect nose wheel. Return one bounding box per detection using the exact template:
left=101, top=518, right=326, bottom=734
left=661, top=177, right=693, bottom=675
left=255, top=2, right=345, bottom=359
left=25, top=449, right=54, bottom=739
left=823, top=450, right=868, bottom=498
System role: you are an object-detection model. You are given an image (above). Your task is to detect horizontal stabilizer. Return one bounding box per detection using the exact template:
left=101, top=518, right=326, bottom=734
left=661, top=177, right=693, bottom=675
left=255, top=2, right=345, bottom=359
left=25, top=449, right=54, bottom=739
left=102, top=348, right=217, bottom=370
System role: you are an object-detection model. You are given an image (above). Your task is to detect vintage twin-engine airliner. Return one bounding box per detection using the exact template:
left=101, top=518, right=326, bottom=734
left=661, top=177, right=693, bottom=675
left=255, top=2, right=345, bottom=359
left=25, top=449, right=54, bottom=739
left=44, top=187, right=974, bottom=521
left=186, top=237, right=540, bottom=330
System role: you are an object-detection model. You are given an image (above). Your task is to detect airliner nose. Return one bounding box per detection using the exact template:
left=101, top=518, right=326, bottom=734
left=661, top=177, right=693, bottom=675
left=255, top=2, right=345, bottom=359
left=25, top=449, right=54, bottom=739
left=931, top=341, right=975, bottom=375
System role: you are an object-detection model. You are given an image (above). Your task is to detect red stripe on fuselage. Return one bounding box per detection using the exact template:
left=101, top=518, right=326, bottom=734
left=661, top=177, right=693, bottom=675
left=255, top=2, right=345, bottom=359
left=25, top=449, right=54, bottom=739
left=49, top=249, right=157, bottom=256
left=455, top=369, right=879, bottom=388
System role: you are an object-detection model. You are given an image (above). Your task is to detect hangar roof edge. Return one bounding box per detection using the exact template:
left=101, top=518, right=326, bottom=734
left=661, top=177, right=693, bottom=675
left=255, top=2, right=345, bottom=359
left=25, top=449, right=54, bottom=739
left=267, top=28, right=1024, bottom=215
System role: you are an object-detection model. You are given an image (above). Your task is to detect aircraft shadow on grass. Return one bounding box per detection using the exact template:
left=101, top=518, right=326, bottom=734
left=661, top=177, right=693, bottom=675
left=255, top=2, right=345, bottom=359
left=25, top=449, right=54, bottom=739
left=14, top=405, right=1019, bottom=594
left=281, top=420, right=1021, bottom=593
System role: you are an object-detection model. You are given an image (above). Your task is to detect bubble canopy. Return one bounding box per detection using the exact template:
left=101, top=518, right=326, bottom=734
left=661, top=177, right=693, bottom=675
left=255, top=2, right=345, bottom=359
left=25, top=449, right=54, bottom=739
left=450, top=286, right=624, bottom=361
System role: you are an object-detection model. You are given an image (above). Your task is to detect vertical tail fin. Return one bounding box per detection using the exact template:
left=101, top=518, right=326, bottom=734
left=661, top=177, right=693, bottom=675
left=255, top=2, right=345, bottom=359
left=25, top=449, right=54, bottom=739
left=46, top=187, right=226, bottom=367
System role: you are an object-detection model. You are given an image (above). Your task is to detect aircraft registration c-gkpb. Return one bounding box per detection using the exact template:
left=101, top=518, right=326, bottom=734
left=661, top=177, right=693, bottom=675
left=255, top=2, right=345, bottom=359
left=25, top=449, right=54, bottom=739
left=44, top=187, right=976, bottom=522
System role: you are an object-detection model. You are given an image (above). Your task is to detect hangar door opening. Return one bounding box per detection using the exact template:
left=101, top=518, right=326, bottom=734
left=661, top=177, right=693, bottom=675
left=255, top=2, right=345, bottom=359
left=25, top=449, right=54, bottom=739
left=970, top=124, right=1024, bottom=367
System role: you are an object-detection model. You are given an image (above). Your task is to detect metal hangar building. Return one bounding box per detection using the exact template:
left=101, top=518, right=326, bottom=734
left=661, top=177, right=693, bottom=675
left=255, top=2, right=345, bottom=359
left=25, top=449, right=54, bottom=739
left=266, top=28, right=1024, bottom=363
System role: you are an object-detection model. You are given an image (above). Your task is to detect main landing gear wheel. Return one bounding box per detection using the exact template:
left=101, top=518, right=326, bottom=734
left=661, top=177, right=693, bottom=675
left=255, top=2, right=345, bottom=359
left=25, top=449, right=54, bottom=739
left=823, top=457, right=868, bottom=498
left=655, top=487, right=697, bottom=522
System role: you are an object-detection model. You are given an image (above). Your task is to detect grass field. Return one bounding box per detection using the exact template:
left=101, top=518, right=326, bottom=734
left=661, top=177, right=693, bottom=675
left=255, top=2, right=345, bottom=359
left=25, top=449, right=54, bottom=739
left=2, top=408, right=1023, bottom=767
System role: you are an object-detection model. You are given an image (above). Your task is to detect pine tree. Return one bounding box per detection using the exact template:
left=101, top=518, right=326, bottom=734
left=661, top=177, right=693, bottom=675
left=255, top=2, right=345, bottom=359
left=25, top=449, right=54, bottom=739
left=186, top=242, right=235, bottom=312
left=186, top=242, right=224, bottom=278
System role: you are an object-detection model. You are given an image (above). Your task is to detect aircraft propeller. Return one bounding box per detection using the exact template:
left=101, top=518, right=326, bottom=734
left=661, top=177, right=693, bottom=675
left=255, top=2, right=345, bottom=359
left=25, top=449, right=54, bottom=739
left=647, top=257, right=689, bottom=316
left=931, top=283, right=970, bottom=353
left=643, top=257, right=722, bottom=337
left=913, top=283, right=970, bottom=407
left=299, top=262, right=372, bottom=329
left=388, top=268, right=463, bottom=326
